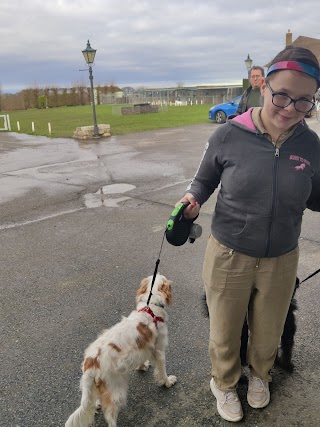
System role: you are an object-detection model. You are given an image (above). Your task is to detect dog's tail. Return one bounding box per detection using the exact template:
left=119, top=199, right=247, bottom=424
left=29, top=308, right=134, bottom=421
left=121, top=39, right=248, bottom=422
left=65, top=370, right=97, bottom=427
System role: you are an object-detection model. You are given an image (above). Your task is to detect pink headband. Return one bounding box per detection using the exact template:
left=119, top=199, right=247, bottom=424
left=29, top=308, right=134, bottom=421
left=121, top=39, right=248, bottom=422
left=267, top=61, right=320, bottom=86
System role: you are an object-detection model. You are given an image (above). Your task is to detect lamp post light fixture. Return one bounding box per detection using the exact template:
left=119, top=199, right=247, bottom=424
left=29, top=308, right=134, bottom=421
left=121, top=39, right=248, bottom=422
left=242, top=54, right=253, bottom=91
left=82, top=40, right=100, bottom=138
left=244, top=54, right=253, bottom=74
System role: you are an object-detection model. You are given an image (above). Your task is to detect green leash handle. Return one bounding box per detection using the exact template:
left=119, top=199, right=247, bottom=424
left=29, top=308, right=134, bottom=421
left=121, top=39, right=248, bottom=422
left=166, top=202, right=198, bottom=246
left=166, top=202, right=190, bottom=231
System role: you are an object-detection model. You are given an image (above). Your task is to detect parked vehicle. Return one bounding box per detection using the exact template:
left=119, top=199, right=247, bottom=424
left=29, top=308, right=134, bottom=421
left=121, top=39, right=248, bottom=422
left=209, top=94, right=318, bottom=122
left=208, top=95, right=242, bottom=123
left=304, top=97, right=316, bottom=118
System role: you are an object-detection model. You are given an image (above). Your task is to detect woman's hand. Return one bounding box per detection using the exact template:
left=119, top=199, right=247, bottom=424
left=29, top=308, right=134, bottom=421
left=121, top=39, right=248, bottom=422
left=175, top=193, right=200, bottom=220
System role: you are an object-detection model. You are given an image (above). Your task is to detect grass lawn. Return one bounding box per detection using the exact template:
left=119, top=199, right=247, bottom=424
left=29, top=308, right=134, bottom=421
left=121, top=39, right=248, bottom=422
left=1, top=104, right=213, bottom=138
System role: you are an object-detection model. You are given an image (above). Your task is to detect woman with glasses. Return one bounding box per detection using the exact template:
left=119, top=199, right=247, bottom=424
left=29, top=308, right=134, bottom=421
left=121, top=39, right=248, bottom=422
left=174, top=46, right=320, bottom=423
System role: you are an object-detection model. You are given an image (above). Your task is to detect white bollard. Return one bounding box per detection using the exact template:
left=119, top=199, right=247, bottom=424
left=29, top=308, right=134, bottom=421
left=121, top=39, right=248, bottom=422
left=32, top=122, right=35, bottom=132
left=48, top=123, right=51, bottom=135
left=17, top=121, right=20, bottom=131
left=6, top=114, right=11, bottom=131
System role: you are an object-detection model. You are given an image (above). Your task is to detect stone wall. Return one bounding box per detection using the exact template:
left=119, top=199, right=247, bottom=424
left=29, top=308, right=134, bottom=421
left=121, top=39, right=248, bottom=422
left=73, top=124, right=111, bottom=140
left=121, top=104, right=158, bottom=115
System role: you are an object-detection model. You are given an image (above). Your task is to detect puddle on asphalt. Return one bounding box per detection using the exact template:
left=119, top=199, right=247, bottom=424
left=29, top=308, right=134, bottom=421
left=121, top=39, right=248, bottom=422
left=83, top=183, right=136, bottom=208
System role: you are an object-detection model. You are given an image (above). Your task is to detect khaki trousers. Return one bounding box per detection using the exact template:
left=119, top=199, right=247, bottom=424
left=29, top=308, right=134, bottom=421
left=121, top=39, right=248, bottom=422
left=203, top=235, right=299, bottom=391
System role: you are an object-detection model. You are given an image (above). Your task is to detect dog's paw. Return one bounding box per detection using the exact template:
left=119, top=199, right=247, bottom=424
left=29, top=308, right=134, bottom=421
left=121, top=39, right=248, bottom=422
left=275, top=353, right=295, bottom=373
left=164, top=375, right=177, bottom=388
left=137, top=361, right=150, bottom=371
left=276, top=357, right=294, bottom=373
left=155, top=373, right=176, bottom=387
left=286, top=363, right=294, bottom=374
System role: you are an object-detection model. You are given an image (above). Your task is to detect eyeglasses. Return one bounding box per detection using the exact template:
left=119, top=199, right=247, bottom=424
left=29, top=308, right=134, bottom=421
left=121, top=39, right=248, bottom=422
left=266, top=81, right=315, bottom=113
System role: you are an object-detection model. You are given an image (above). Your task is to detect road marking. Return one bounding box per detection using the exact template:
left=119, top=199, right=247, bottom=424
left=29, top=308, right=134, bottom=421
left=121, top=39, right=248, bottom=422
left=0, top=208, right=84, bottom=230
left=146, top=179, right=192, bottom=192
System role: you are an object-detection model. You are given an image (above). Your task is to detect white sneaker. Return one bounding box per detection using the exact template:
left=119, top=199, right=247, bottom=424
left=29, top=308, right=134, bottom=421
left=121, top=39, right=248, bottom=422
left=247, top=375, right=270, bottom=408
left=210, top=378, right=243, bottom=422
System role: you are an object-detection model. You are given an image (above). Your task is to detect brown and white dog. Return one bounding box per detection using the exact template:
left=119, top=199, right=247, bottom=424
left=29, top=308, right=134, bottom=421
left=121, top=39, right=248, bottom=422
left=65, top=274, right=176, bottom=427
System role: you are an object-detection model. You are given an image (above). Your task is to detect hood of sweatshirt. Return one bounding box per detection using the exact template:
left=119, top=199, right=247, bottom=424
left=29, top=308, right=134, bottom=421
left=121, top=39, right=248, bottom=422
left=229, top=107, right=309, bottom=139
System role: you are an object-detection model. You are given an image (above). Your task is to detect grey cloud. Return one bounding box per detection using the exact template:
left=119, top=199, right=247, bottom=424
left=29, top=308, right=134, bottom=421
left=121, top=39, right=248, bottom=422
left=1, top=0, right=320, bottom=92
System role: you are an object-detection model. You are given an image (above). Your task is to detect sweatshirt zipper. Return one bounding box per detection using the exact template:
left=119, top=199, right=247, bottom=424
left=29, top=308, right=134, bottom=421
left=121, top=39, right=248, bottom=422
left=265, top=147, right=280, bottom=255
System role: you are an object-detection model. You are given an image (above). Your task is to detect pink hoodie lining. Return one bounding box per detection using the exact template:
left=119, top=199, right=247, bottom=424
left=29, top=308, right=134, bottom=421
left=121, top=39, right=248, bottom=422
left=231, top=108, right=256, bottom=131
left=231, top=107, right=306, bottom=130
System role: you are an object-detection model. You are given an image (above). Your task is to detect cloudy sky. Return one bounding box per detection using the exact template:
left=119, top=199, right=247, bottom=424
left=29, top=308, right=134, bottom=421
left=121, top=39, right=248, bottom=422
left=1, top=0, right=319, bottom=93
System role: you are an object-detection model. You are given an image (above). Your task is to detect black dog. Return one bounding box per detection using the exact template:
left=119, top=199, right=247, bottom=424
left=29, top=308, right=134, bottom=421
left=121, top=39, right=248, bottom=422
left=201, top=277, right=299, bottom=373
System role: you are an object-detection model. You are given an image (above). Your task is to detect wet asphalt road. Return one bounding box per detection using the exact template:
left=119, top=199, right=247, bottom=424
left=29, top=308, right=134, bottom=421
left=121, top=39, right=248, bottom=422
left=1, top=119, right=320, bottom=427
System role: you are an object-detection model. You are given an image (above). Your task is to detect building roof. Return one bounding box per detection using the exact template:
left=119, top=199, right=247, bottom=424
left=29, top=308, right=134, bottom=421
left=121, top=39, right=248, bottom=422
left=265, top=33, right=320, bottom=68
left=292, top=36, right=320, bottom=63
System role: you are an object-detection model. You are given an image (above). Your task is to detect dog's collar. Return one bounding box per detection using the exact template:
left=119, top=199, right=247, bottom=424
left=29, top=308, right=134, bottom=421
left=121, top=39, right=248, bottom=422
left=153, top=302, right=165, bottom=308
left=140, top=298, right=165, bottom=309
left=138, top=306, right=164, bottom=329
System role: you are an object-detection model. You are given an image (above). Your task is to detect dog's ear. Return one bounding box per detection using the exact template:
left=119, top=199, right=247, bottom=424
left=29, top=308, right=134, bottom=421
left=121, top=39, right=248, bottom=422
left=159, top=278, right=173, bottom=305
left=136, top=278, right=149, bottom=301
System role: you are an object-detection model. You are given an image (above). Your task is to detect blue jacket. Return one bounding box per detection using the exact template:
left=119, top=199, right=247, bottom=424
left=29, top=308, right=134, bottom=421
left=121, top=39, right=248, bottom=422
left=187, top=110, right=320, bottom=257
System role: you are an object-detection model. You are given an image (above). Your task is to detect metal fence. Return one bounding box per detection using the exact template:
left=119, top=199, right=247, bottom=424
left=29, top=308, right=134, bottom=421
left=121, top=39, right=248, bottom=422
left=100, top=87, right=243, bottom=106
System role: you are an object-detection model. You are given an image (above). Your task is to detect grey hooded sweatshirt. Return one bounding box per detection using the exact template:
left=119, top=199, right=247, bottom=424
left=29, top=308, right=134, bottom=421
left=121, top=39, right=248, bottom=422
left=187, top=109, right=320, bottom=258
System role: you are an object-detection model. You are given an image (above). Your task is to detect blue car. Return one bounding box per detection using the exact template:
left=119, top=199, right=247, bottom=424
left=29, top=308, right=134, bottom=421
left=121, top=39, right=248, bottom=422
left=208, top=95, right=242, bottom=124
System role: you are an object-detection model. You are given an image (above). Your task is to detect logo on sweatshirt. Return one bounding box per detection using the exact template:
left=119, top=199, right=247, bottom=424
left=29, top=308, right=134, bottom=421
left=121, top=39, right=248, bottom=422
left=289, top=155, right=310, bottom=171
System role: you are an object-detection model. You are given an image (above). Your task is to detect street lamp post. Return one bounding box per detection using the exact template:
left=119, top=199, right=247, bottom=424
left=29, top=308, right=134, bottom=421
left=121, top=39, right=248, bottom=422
left=82, top=40, right=100, bottom=138
left=243, top=54, right=253, bottom=91
left=244, top=54, right=253, bottom=75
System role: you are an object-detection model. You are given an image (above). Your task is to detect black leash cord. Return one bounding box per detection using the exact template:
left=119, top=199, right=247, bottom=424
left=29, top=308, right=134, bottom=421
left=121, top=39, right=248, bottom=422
left=300, top=268, right=320, bottom=284
left=147, top=230, right=166, bottom=306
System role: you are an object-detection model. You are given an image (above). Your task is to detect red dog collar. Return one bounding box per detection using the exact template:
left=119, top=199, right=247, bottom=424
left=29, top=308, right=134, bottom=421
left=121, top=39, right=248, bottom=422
left=138, top=306, right=164, bottom=329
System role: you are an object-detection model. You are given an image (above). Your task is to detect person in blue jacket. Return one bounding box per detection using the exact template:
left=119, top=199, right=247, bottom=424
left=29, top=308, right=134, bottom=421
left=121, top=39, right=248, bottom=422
left=176, top=45, right=320, bottom=423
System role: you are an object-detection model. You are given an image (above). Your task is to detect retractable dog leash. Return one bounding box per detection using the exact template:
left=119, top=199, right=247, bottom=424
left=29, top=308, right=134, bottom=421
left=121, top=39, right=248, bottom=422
left=146, top=202, right=202, bottom=306
left=146, top=202, right=320, bottom=305
left=299, top=268, right=320, bottom=285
